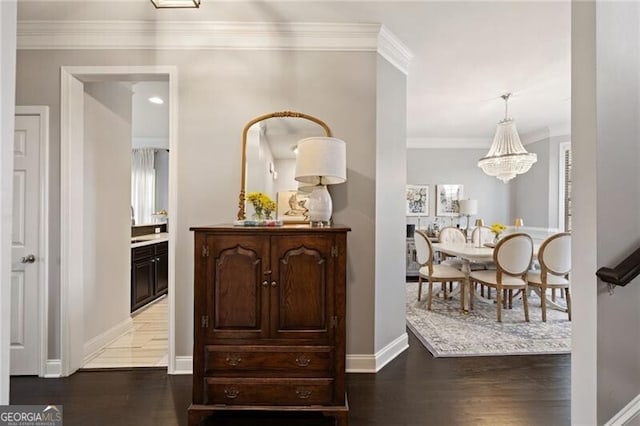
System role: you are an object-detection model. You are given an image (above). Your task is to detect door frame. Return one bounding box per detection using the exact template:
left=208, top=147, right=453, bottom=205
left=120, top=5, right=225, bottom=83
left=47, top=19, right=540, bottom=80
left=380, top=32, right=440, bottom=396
left=60, top=66, right=178, bottom=375
left=13, top=106, right=49, bottom=377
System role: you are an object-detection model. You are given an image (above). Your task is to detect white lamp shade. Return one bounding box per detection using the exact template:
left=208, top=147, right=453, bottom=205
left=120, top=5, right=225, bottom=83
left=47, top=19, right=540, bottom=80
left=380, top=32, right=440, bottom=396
left=295, top=137, right=347, bottom=186
left=459, top=199, right=478, bottom=216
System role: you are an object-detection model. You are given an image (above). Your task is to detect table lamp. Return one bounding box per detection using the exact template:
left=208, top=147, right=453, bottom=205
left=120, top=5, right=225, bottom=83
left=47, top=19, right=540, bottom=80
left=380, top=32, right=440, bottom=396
left=514, top=217, right=524, bottom=231
left=474, top=218, right=485, bottom=247
left=459, top=199, right=478, bottom=238
left=295, top=136, right=347, bottom=226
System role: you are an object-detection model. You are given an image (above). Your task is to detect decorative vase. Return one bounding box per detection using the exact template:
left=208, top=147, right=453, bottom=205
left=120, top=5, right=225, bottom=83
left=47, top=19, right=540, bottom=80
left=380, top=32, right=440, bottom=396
left=252, top=207, right=264, bottom=222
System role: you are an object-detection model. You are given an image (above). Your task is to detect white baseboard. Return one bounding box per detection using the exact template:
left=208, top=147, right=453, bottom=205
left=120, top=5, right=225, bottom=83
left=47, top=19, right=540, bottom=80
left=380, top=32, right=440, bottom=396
left=82, top=317, right=133, bottom=365
left=605, top=393, right=640, bottom=426
left=346, top=332, right=409, bottom=373
left=171, top=356, right=193, bottom=375
left=169, top=333, right=409, bottom=376
left=43, top=359, right=62, bottom=378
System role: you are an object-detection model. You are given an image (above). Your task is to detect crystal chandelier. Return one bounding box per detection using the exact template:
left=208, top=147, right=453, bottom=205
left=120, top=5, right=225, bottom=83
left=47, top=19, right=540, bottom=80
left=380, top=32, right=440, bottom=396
left=478, top=93, right=537, bottom=183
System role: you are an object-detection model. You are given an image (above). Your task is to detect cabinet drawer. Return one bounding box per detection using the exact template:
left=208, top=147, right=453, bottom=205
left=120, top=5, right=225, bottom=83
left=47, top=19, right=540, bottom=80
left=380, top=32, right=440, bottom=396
left=204, top=378, right=333, bottom=406
left=204, top=345, right=333, bottom=376
left=132, top=245, right=154, bottom=261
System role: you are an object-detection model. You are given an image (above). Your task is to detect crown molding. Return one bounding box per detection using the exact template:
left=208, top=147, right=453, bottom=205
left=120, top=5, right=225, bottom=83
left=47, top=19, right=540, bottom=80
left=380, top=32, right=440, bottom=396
left=17, top=20, right=412, bottom=74
left=377, top=25, right=412, bottom=75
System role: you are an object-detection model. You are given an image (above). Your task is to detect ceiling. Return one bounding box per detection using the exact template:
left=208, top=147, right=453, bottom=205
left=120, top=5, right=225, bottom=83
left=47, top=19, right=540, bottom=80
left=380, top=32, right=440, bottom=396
left=20, top=1, right=571, bottom=147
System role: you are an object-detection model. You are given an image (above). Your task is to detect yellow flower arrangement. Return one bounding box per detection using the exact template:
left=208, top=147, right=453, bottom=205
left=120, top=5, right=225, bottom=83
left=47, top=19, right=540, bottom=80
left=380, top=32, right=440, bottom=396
left=246, top=192, right=276, bottom=220
left=490, top=223, right=507, bottom=240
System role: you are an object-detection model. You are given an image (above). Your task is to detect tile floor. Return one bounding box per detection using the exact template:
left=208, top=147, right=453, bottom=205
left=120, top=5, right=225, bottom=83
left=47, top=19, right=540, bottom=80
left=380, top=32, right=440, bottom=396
left=83, top=297, right=168, bottom=369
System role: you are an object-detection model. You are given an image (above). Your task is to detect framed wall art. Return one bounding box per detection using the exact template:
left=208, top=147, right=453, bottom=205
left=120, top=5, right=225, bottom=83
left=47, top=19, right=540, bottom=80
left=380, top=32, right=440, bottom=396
left=406, top=184, right=429, bottom=216
left=436, top=184, right=463, bottom=216
left=276, top=190, right=310, bottom=223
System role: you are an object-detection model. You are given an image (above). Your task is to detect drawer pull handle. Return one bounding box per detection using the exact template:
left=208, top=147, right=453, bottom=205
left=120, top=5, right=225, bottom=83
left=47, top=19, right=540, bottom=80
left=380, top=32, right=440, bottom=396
left=224, top=388, right=240, bottom=399
left=262, top=280, right=269, bottom=287
left=295, top=389, right=312, bottom=399
left=271, top=281, right=277, bottom=287
left=295, top=355, right=311, bottom=367
left=225, top=355, right=242, bottom=367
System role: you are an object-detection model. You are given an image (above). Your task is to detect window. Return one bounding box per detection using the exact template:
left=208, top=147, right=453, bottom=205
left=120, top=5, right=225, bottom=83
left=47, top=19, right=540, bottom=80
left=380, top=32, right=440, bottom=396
left=559, top=142, right=572, bottom=232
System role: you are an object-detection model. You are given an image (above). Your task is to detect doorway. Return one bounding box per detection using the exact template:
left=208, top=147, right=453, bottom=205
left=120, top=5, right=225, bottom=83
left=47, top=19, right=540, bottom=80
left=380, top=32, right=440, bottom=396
left=60, top=66, right=178, bottom=376
left=11, top=106, right=49, bottom=376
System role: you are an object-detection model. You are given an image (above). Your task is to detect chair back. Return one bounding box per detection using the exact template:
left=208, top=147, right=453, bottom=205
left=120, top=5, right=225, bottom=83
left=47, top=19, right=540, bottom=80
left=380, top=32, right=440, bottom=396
left=539, top=232, right=571, bottom=276
left=414, top=230, right=434, bottom=271
left=494, top=233, right=534, bottom=276
left=438, top=227, right=466, bottom=244
left=471, top=226, right=494, bottom=245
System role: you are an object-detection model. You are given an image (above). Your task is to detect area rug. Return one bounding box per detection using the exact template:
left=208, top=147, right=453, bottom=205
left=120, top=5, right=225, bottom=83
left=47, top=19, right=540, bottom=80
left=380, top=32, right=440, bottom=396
left=406, top=282, right=571, bottom=357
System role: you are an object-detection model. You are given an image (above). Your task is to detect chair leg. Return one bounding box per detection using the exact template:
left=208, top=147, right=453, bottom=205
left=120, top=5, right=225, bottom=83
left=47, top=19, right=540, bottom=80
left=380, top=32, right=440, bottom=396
left=540, top=286, right=547, bottom=322
left=508, top=289, right=513, bottom=309
left=469, top=281, right=474, bottom=310
left=522, top=287, right=530, bottom=322
left=427, top=282, right=434, bottom=310
left=460, top=281, right=465, bottom=312
left=565, top=287, right=572, bottom=321
left=418, top=277, right=423, bottom=301
left=502, top=289, right=508, bottom=309
left=442, top=282, right=447, bottom=300
left=495, top=288, right=502, bottom=322
left=449, top=282, right=453, bottom=292
left=552, top=288, right=556, bottom=302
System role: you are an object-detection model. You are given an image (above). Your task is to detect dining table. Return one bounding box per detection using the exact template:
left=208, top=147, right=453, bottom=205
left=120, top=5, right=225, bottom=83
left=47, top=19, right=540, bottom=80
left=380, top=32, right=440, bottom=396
left=432, top=241, right=564, bottom=313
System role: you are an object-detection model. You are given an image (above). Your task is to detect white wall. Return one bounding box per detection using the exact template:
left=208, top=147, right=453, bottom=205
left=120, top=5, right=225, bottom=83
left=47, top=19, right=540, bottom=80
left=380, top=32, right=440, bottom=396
left=594, top=2, right=640, bottom=422
left=0, top=0, right=16, bottom=404
left=511, top=135, right=569, bottom=229
left=374, top=55, right=407, bottom=357
left=572, top=1, right=640, bottom=423
left=82, top=82, right=132, bottom=345
left=406, top=148, right=511, bottom=229
left=15, top=48, right=383, bottom=362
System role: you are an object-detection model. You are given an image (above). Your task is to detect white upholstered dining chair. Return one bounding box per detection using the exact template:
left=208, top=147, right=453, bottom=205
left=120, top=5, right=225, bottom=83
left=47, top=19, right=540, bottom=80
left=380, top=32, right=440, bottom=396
left=471, top=226, right=494, bottom=246
left=527, top=232, right=571, bottom=322
left=414, top=230, right=467, bottom=310
left=469, top=233, right=534, bottom=322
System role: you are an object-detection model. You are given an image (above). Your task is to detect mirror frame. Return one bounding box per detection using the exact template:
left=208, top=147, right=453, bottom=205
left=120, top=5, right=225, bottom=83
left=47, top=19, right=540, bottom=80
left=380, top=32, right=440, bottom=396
left=238, top=110, right=333, bottom=220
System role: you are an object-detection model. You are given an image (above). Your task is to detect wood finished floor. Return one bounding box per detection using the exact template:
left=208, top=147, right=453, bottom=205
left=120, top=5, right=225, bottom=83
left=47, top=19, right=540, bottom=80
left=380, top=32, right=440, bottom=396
left=10, top=330, right=570, bottom=425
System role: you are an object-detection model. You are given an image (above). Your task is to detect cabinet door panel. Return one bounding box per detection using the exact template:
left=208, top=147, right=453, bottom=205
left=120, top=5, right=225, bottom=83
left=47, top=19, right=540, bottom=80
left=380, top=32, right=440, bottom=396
left=206, top=235, right=269, bottom=340
left=271, top=235, right=334, bottom=340
left=155, top=242, right=169, bottom=295
left=131, top=257, right=155, bottom=312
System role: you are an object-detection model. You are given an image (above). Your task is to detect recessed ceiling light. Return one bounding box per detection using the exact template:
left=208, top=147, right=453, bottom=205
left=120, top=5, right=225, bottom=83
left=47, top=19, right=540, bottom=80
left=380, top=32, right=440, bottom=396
left=148, top=96, right=164, bottom=105
left=151, top=0, right=200, bottom=8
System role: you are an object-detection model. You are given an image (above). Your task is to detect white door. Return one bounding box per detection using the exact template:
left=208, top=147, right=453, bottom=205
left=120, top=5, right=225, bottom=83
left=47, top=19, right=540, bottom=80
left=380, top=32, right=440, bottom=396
left=10, top=113, right=41, bottom=375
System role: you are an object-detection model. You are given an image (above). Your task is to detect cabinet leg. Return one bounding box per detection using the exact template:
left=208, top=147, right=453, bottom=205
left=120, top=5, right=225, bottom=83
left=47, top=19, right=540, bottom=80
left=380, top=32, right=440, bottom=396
left=323, top=411, right=348, bottom=426
left=188, top=407, right=213, bottom=426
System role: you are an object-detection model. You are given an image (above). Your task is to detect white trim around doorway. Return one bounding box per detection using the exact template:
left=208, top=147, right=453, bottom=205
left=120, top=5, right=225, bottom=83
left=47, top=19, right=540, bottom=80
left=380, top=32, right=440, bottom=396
left=60, top=65, right=178, bottom=376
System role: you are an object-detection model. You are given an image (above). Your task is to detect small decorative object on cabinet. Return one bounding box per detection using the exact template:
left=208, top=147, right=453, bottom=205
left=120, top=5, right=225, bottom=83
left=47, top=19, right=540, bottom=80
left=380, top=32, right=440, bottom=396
left=188, top=225, right=350, bottom=426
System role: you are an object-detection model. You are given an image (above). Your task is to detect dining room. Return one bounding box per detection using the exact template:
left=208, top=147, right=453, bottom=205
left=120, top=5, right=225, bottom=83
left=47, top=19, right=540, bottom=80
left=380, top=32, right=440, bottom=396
left=405, top=130, right=572, bottom=358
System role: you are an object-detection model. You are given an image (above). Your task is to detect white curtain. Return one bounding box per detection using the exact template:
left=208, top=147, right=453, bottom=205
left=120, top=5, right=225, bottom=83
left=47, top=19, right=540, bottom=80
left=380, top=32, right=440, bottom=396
left=131, top=148, right=155, bottom=225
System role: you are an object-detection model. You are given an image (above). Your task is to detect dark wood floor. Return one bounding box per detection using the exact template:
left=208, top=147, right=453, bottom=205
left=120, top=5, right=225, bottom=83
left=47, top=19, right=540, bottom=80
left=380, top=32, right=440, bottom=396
left=10, top=330, right=570, bottom=425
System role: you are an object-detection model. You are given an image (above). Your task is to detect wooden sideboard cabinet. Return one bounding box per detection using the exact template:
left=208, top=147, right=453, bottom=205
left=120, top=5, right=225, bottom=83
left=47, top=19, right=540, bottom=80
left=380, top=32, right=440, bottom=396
left=188, top=225, right=350, bottom=426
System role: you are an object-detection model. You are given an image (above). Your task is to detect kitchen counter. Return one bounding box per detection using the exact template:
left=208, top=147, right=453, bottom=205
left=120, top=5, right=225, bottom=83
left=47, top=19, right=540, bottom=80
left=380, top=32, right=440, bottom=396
left=131, top=232, right=169, bottom=248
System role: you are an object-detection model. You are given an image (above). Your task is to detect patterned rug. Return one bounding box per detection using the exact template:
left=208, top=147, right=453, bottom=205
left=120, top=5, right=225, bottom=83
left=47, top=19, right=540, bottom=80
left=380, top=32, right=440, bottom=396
left=406, top=282, right=571, bottom=357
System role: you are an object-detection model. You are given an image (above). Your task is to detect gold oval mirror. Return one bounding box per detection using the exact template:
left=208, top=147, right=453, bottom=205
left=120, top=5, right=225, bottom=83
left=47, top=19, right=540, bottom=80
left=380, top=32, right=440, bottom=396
left=238, top=111, right=332, bottom=220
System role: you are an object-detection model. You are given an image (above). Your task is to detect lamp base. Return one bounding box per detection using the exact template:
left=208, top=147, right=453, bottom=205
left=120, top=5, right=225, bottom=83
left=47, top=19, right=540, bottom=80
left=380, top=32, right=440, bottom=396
left=308, top=185, right=332, bottom=226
